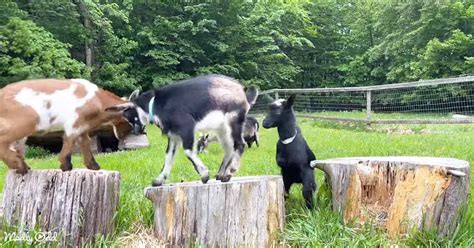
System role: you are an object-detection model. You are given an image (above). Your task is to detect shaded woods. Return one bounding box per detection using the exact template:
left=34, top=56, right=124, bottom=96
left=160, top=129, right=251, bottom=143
left=1, top=1, right=473, bottom=95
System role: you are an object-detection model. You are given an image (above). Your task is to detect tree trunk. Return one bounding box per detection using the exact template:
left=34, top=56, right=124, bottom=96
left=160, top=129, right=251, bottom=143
left=77, top=0, right=93, bottom=66
left=1, top=169, right=120, bottom=246
left=144, top=176, right=285, bottom=247
left=311, top=157, right=470, bottom=238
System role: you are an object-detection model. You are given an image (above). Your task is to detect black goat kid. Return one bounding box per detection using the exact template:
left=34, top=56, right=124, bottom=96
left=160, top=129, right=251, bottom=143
left=262, top=94, right=317, bottom=209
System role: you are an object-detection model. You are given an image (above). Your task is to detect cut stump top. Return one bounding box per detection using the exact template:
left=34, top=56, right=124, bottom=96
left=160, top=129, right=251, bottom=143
left=312, top=156, right=469, bottom=170
left=144, top=175, right=282, bottom=197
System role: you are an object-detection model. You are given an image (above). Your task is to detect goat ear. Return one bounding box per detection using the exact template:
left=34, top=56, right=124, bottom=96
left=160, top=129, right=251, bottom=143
left=128, top=89, right=140, bottom=101
left=205, top=134, right=209, bottom=139
left=105, top=102, right=134, bottom=112
left=263, top=94, right=274, bottom=102
left=286, top=94, right=296, bottom=107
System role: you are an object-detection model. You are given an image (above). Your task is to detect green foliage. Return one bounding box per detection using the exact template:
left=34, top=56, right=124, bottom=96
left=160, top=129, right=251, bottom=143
left=343, top=0, right=474, bottom=85
left=0, top=17, right=88, bottom=86
left=0, top=1, right=26, bottom=25
left=417, top=30, right=474, bottom=78
left=1, top=0, right=473, bottom=91
left=24, top=146, right=52, bottom=159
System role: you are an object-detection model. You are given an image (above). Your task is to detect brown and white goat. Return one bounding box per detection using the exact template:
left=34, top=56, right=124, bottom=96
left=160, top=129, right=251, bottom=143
left=0, top=79, right=145, bottom=174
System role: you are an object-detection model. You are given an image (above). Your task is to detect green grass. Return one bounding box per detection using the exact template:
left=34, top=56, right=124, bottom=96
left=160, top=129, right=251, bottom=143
left=0, top=118, right=473, bottom=247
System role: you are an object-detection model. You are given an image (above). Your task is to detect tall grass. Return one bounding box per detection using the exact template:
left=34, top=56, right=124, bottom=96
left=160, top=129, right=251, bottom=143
left=0, top=117, right=473, bottom=246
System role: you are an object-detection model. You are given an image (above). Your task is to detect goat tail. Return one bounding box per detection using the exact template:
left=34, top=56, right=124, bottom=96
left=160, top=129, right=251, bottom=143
left=245, top=86, right=258, bottom=106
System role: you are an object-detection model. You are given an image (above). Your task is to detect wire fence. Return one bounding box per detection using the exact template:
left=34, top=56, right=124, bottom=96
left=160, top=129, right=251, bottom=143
left=251, top=75, right=474, bottom=124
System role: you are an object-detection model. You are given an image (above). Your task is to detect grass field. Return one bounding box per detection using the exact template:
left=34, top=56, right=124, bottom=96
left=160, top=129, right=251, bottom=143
left=1, top=118, right=473, bottom=247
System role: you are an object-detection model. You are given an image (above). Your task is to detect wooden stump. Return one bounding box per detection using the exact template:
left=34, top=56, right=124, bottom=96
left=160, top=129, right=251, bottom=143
left=144, top=176, right=285, bottom=247
left=1, top=169, right=121, bottom=246
left=311, top=157, right=470, bottom=237
left=118, top=134, right=149, bottom=150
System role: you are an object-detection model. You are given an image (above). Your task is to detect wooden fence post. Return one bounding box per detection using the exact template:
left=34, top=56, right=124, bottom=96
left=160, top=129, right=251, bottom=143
left=366, top=90, right=372, bottom=123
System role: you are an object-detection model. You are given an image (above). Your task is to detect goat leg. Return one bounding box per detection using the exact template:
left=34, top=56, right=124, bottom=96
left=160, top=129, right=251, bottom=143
left=184, top=146, right=210, bottom=184
left=301, top=168, right=316, bottom=209
left=282, top=174, right=293, bottom=199
left=152, top=136, right=179, bottom=186
left=59, top=135, right=76, bottom=171
left=219, top=119, right=246, bottom=182
left=216, top=128, right=234, bottom=181
left=79, top=133, right=100, bottom=170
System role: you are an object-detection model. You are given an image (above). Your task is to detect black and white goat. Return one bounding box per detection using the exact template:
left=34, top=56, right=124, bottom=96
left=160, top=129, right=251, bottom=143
left=197, top=116, right=260, bottom=153
left=262, top=94, right=317, bottom=209
left=196, top=133, right=218, bottom=153
left=242, top=116, right=260, bottom=148
left=129, top=74, right=258, bottom=186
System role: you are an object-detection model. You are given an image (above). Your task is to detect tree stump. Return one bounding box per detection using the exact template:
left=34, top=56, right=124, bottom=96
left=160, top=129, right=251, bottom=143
left=311, top=157, right=470, bottom=237
left=118, top=134, right=149, bottom=150
left=144, top=176, right=285, bottom=247
left=1, top=169, right=121, bottom=246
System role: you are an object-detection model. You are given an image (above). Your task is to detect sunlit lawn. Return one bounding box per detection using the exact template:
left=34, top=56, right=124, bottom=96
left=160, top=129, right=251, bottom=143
left=0, top=117, right=473, bottom=246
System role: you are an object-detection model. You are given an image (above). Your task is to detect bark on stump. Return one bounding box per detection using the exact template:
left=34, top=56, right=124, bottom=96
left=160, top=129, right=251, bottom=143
left=1, top=169, right=121, bottom=246
left=311, top=157, right=470, bottom=237
left=144, top=176, right=285, bottom=247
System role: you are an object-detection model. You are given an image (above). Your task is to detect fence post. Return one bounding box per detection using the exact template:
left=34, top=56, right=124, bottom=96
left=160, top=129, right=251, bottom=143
left=366, top=90, right=372, bottom=123
left=275, top=92, right=279, bottom=100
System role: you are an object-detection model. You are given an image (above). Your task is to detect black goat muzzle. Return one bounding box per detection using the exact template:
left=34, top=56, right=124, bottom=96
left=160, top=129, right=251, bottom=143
left=133, top=124, right=146, bottom=135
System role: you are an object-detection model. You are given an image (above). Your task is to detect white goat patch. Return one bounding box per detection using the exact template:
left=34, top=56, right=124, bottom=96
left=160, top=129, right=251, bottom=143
left=14, top=79, right=98, bottom=135
left=194, top=110, right=237, bottom=152
left=271, top=99, right=285, bottom=107
left=195, top=110, right=232, bottom=132
left=137, top=107, right=149, bottom=126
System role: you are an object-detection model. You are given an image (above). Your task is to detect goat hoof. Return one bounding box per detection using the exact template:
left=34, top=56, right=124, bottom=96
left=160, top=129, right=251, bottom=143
left=201, top=174, right=209, bottom=184
left=60, top=164, right=73, bottom=171
left=219, top=175, right=232, bottom=182
left=87, top=161, right=100, bottom=170
left=21, top=161, right=31, bottom=171
left=60, top=160, right=73, bottom=171
left=15, top=167, right=29, bottom=175
left=151, top=178, right=164, bottom=187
